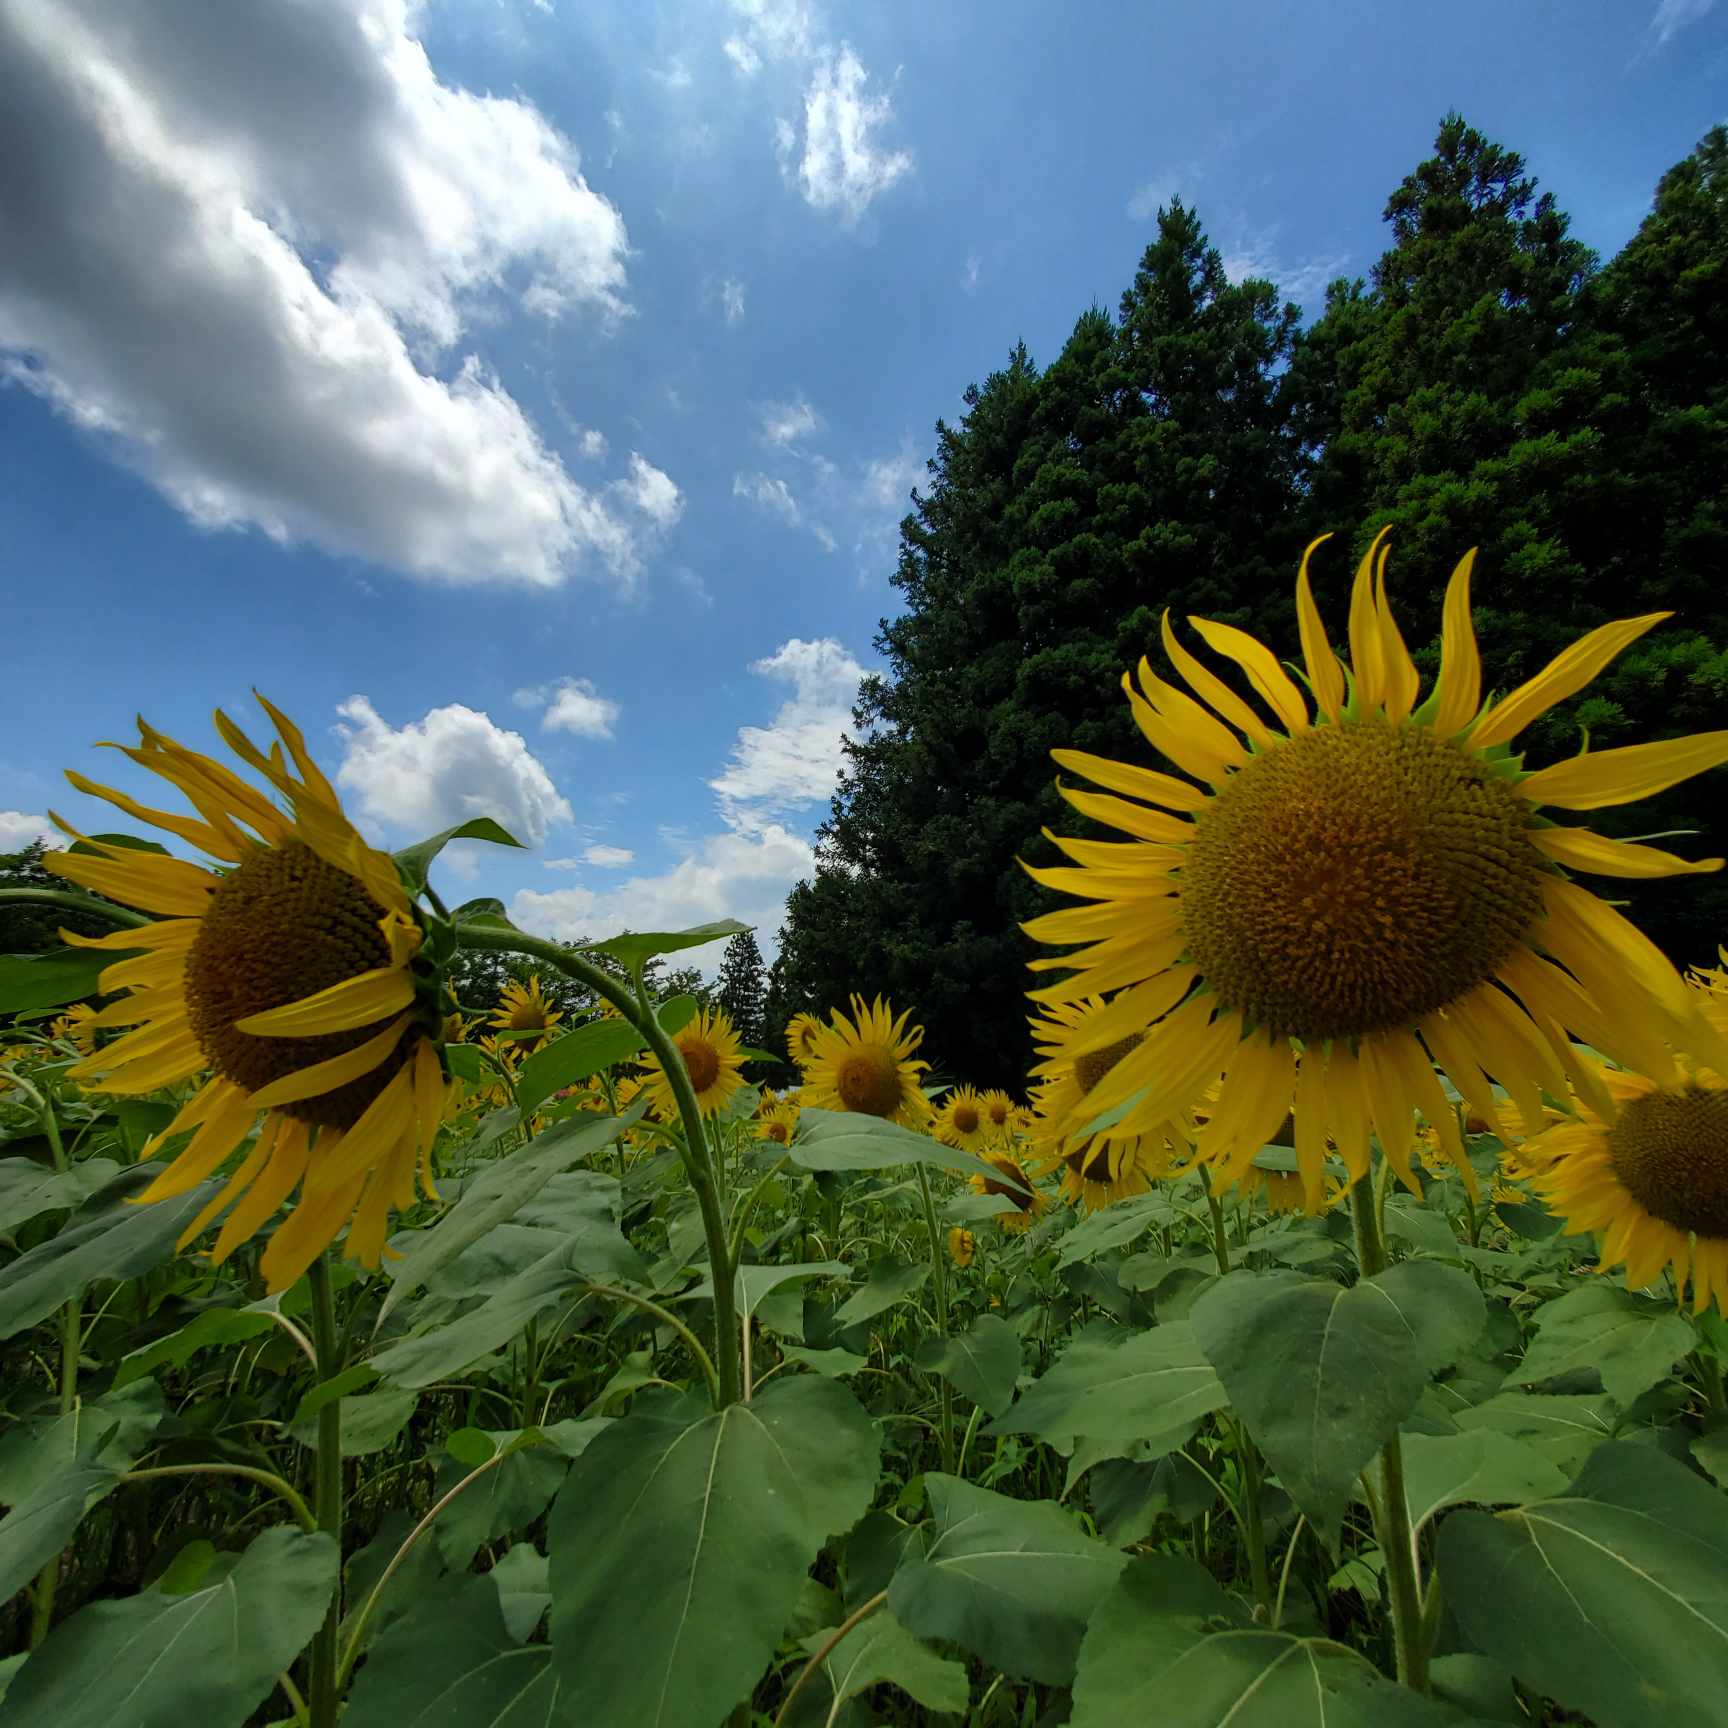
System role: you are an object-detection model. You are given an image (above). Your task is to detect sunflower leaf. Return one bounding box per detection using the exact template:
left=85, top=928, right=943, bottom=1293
left=393, top=818, right=523, bottom=894
left=914, top=1313, right=1022, bottom=1416
left=514, top=1022, right=650, bottom=1119
left=586, top=921, right=750, bottom=970
left=0, top=945, right=141, bottom=1013
left=1513, top=1282, right=1695, bottom=1407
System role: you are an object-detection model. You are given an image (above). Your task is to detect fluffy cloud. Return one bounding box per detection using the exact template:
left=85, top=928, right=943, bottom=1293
left=512, top=823, right=814, bottom=958
left=724, top=0, right=816, bottom=69
left=861, top=439, right=925, bottom=511
left=709, top=638, right=865, bottom=830
left=0, top=0, right=662, bottom=588
left=334, top=695, right=571, bottom=846
left=760, top=396, right=820, bottom=447
left=512, top=677, right=621, bottom=738
left=611, top=452, right=683, bottom=529
left=785, top=47, right=913, bottom=224
left=576, top=428, right=609, bottom=461
left=1219, top=234, right=1351, bottom=314
left=718, top=277, right=747, bottom=322
left=584, top=844, right=635, bottom=867
left=0, top=811, right=58, bottom=851
left=733, top=472, right=802, bottom=526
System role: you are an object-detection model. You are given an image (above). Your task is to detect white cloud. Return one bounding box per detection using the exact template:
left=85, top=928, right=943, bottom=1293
left=962, top=253, right=980, bottom=294
left=709, top=637, right=865, bottom=830
left=760, top=396, right=820, bottom=447
left=0, top=811, right=58, bottom=852
left=649, top=58, right=694, bottom=90
left=722, top=36, right=761, bottom=75
left=718, top=277, right=747, bottom=322
left=334, top=695, right=571, bottom=846
left=0, top=0, right=662, bottom=589
left=612, top=452, right=683, bottom=528
left=725, top=0, right=816, bottom=67
left=1651, top=0, right=1716, bottom=42
left=733, top=471, right=801, bottom=526
left=512, top=823, right=814, bottom=960
left=576, top=428, right=608, bottom=461
left=584, top=844, right=635, bottom=868
left=1219, top=235, right=1351, bottom=313
left=785, top=47, right=913, bottom=224
left=543, top=679, right=621, bottom=738
left=861, top=438, right=924, bottom=511
left=674, top=565, right=715, bottom=608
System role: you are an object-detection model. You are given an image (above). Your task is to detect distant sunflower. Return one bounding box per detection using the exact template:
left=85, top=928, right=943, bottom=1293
left=643, top=1004, right=744, bottom=1119
left=755, top=1085, right=781, bottom=1115
left=756, top=1100, right=801, bottom=1147
left=948, top=1226, right=976, bottom=1268
left=1025, top=531, right=1728, bottom=1204
left=800, top=996, right=932, bottom=1129
left=969, top=1147, right=1048, bottom=1233
left=979, top=1088, right=1020, bottom=1141
left=47, top=698, right=448, bottom=1291
left=786, top=1011, right=829, bottom=1068
left=932, top=1084, right=990, bottom=1151
left=49, top=1001, right=99, bottom=1055
left=474, top=1033, right=523, bottom=1110
left=489, top=975, right=562, bottom=1053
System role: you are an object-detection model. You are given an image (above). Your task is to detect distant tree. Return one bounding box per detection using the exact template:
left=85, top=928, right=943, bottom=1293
left=713, top=930, right=766, bottom=1047
left=0, top=842, right=118, bottom=954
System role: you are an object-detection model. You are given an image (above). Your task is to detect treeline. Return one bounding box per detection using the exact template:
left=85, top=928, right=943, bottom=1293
left=769, top=115, right=1728, bottom=1087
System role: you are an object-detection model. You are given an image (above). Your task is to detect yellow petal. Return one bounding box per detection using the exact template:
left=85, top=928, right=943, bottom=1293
left=1346, top=527, right=1394, bottom=711
left=254, top=692, right=341, bottom=804
left=1519, top=731, right=1728, bottom=811
left=133, top=1080, right=257, bottom=1204
left=300, top=1063, right=417, bottom=1202
left=413, top=1039, right=445, bottom=1202
left=1199, top=1035, right=1296, bottom=1172
left=1531, top=825, right=1722, bottom=878
left=1292, top=1046, right=1329, bottom=1212
left=235, top=966, right=414, bottom=1037
left=1019, top=859, right=1182, bottom=901
left=1359, top=1036, right=1421, bottom=1193
left=1135, top=662, right=1248, bottom=775
left=1295, top=534, right=1345, bottom=722
left=212, top=1117, right=307, bottom=1264
left=1373, top=547, right=1421, bottom=725
left=1161, top=613, right=1276, bottom=746
left=63, top=770, right=245, bottom=864
left=1185, top=616, right=1311, bottom=736
left=1473, top=613, right=1670, bottom=750
left=177, top=1125, right=277, bottom=1250
left=45, top=845, right=217, bottom=917
left=260, top=1167, right=366, bottom=1293
left=1055, top=782, right=1195, bottom=845
left=246, top=1015, right=410, bottom=1109
left=1429, top=550, right=1482, bottom=736
left=61, top=918, right=197, bottom=953
left=1321, top=1042, right=1370, bottom=1183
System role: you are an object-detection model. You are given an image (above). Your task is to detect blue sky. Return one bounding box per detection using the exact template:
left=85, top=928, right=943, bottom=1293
left=2, top=0, right=1723, bottom=965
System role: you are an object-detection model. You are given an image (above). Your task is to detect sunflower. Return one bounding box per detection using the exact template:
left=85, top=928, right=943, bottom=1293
left=800, top=995, right=932, bottom=1129
left=948, top=1226, right=976, bottom=1268
left=45, top=698, right=448, bottom=1291
left=755, top=1085, right=781, bottom=1115
left=49, top=1001, right=100, bottom=1055
left=756, top=1100, right=801, bottom=1147
left=786, top=1011, right=829, bottom=1068
left=1236, top=1164, right=1308, bottom=1215
left=969, top=1147, right=1049, bottom=1233
left=1024, top=531, right=1728, bottom=1209
left=473, top=1033, right=523, bottom=1111
left=642, top=1004, right=744, bottom=1120
left=932, top=1084, right=990, bottom=1151
left=488, top=975, right=562, bottom=1053
left=978, top=1088, right=1021, bottom=1141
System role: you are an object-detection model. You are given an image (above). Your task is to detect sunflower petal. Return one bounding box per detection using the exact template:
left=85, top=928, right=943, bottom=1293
left=1429, top=550, right=1482, bottom=736
left=1373, top=547, right=1422, bottom=724
left=1346, top=528, right=1393, bottom=711
left=1520, top=731, right=1728, bottom=811
left=247, top=1016, right=410, bottom=1109
left=1531, top=825, right=1722, bottom=878
left=1473, top=613, right=1671, bottom=750
left=212, top=1118, right=307, bottom=1264
left=1160, top=612, right=1275, bottom=746
left=63, top=770, right=245, bottom=864
left=236, top=966, right=414, bottom=1037
left=45, top=845, right=217, bottom=917
left=1295, top=534, right=1345, bottom=722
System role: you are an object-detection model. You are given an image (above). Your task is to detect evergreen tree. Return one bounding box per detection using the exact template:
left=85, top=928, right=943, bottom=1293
left=713, top=930, right=766, bottom=1047
left=1, top=841, right=119, bottom=953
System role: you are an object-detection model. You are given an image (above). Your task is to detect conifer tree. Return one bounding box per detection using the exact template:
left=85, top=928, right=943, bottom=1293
left=714, top=930, right=766, bottom=1048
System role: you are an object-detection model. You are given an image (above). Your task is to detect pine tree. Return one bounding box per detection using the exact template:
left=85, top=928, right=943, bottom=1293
left=713, top=930, right=766, bottom=1048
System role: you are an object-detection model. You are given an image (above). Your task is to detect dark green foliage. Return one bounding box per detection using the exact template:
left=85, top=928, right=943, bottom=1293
left=0, top=842, right=116, bottom=954
left=713, top=930, right=767, bottom=1047
left=776, top=117, right=1728, bottom=1069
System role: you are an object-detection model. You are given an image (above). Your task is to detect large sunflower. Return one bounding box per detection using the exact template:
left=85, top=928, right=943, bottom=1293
left=642, top=1004, right=744, bottom=1120
left=800, top=995, right=932, bottom=1129
left=46, top=698, right=448, bottom=1291
left=488, top=975, right=562, bottom=1053
left=1024, top=532, right=1728, bottom=1205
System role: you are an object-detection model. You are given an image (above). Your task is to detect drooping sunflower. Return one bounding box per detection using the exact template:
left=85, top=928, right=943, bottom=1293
left=756, top=1100, right=801, bottom=1147
left=49, top=1001, right=99, bottom=1055
left=800, top=995, right=932, bottom=1129
left=932, top=1084, right=990, bottom=1151
left=642, top=1004, right=744, bottom=1120
left=786, top=1011, right=829, bottom=1068
left=488, top=975, right=562, bottom=1053
left=1024, top=531, right=1728, bottom=1207
left=948, top=1226, right=976, bottom=1268
left=46, top=698, right=449, bottom=1291
left=969, top=1146, right=1049, bottom=1233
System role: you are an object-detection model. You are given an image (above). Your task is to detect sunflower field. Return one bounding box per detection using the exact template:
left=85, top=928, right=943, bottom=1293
left=3, top=540, right=1728, bottom=1728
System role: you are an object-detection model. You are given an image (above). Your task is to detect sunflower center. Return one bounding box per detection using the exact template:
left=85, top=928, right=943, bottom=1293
left=763, top=1118, right=791, bottom=1145
left=988, top=1099, right=1010, bottom=1126
left=680, top=1037, right=721, bottom=1093
left=1073, top=1034, right=1143, bottom=1095
left=1180, top=719, right=1544, bottom=1041
left=836, top=1046, right=905, bottom=1117
left=509, top=1004, right=549, bottom=1032
left=952, top=1102, right=981, bottom=1135
left=1607, top=1085, right=1728, bottom=1239
left=184, top=840, right=410, bottom=1129
left=1063, top=1139, right=1111, bottom=1180
left=982, top=1155, right=1033, bottom=1208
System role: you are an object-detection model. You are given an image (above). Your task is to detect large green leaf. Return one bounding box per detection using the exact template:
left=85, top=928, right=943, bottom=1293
left=0, top=1381, right=162, bottom=1504
left=393, top=818, right=522, bottom=893
left=1513, top=1282, right=1694, bottom=1407
left=1396, top=1429, right=1568, bottom=1532
left=1454, top=1391, right=1619, bottom=1473
left=1054, top=1191, right=1174, bottom=1266
left=546, top=1376, right=879, bottom=1728
left=0, top=1164, right=222, bottom=1340
left=1438, top=1442, right=1728, bottom=1726
left=515, top=1021, right=650, bottom=1120
left=379, top=1109, right=639, bottom=1321
left=1069, top=1554, right=1465, bottom=1727
left=0, top=1157, right=123, bottom=1235
left=790, top=1108, right=1020, bottom=1186
left=831, top=1257, right=928, bottom=1327
left=687, top=1260, right=853, bottom=1320
left=888, top=1473, right=1125, bottom=1684
left=112, top=1307, right=277, bottom=1388
left=790, top=1610, right=970, bottom=1724
left=288, top=1386, right=419, bottom=1455
left=914, top=1313, right=1021, bottom=1416
left=1190, top=1264, right=1485, bottom=1538
left=587, top=921, right=749, bottom=970
left=0, top=1461, right=121, bottom=1602
left=431, top=1435, right=570, bottom=1573
left=0, top=945, right=141, bottom=1013
left=2, top=1524, right=337, bottom=1728
left=513, top=1169, right=654, bottom=1286
left=987, top=1321, right=1225, bottom=1446
left=343, top=1571, right=558, bottom=1727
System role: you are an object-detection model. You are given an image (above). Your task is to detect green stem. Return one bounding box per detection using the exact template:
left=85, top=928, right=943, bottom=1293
left=0, top=887, right=151, bottom=927
left=772, top=1590, right=889, bottom=1728
left=121, top=1465, right=317, bottom=1534
left=1350, top=1172, right=1428, bottom=1692
left=1235, top=1420, right=1272, bottom=1615
left=458, top=927, right=741, bottom=1405
left=306, top=1257, right=344, bottom=1728
left=1272, top=1513, right=1308, bottom=1630
left=1206, top=1183, right=1232, bottom=1276
left=914, top=1163, right=956, bottom=1474
left=583, top=1283, right=720, bottom=1405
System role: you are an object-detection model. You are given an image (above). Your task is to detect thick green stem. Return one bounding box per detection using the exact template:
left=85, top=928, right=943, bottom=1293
left=1205, top=1184, right=1232, bottom=1276
left=122, top=1465, right=317, bottom=1534
left=458, top=926, right=741, bottom=1405
left=914, top=1163, right=956, bottom=1473
left=0, top=887, right=151, bottom=927
left=1350, top=1172, right=1428, bottom=1691
left=306, top=1257, right=344, bottom=1728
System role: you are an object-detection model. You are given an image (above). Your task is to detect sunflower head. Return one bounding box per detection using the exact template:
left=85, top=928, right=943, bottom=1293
left=786, top=1011, right=829, bottom=1067
left=948, top=1226, right=976, bottom=1268
left=756, top=1100, right=800, bottom=1147
left=969, top=1147, right=1048, bottom=1233
left=46, top=697, right=452, bottom=1291
left=979, top=1088, right=1019, bottom=1138
left=1023, top=531, right=1728, bottom=1212
left=47, top=1001, right=100, bottom=1055
left=488, top=975, right=562, bottom=1052
left=800, top=995, right=932, bottom=1129
left=933, top=1084, right=990, bottom=1151
left=644, top=1005, right=744, bottom=1120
